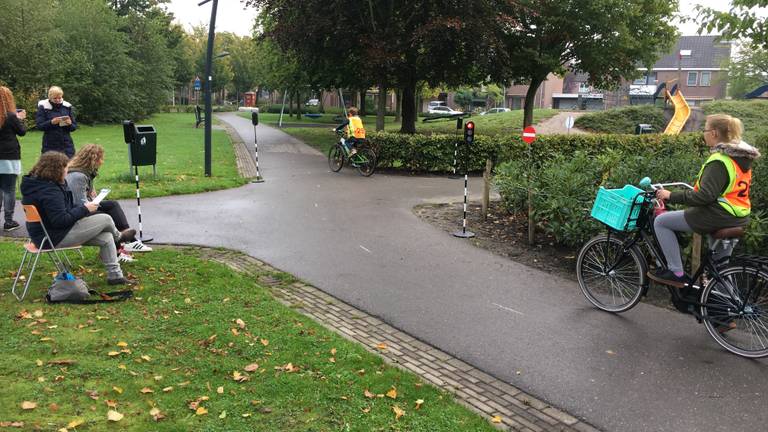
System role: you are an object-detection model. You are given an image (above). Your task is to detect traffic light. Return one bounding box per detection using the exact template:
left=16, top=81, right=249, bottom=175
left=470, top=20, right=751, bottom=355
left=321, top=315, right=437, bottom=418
left=464, top=121, right=475, bottom=144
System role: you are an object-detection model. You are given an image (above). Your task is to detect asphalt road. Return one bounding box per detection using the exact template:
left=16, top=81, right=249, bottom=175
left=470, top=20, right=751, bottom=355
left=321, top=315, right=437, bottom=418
left=18, top=112, right=766, bottom=431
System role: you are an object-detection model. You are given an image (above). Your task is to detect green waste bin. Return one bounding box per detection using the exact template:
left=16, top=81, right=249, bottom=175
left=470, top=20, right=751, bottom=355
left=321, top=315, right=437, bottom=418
left=131, top=125, right=157, bottom=166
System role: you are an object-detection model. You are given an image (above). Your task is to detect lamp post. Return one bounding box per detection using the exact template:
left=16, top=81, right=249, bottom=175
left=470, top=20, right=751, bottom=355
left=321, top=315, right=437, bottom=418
left=198, top=0, right=218, bottom=177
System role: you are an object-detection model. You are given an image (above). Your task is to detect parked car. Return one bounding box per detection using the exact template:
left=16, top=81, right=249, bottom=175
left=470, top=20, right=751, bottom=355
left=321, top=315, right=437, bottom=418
left=306, top=98, right=319, bottom=106
left=427, top=106, right=463, bottom=115
left=428, top=100, right=446, bottom=108
left=479, top=107, right=511, bottom=115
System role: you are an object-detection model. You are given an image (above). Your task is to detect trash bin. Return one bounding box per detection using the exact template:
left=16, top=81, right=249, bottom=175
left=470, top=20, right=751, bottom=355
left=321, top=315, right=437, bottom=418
left=635, top=123, right=653, bottom=135
left=131, top=124, right=157, bottom=166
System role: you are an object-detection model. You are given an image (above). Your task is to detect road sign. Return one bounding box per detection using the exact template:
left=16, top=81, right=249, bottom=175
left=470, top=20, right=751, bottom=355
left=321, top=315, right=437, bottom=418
left=464, top=121, right=475, bottom=145
left=522, top=126, right=536, bottom=144
left=564, top=116, right=575, bottom=130
left=194, top=76, right=202, bottom=91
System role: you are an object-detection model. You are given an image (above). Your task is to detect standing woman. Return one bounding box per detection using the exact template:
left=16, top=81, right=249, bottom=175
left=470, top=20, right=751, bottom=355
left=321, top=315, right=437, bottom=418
left=0, top=86, right=26, bottom=231
left=35, top=86, right=77, bottom=158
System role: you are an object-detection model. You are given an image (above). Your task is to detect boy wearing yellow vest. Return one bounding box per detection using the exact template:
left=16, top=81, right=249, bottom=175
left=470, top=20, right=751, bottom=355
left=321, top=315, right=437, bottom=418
left=334, top=107, right=366, bottom=156
left=651, top=114, right=760, bottom=287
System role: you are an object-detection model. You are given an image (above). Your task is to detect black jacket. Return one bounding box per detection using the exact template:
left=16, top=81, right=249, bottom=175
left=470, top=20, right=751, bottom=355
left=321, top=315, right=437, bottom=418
left=35, top=99, right=77, bottom=157
left=0, top=111, right=26, bottom=160
left=20, top=175, right=89, bottom=248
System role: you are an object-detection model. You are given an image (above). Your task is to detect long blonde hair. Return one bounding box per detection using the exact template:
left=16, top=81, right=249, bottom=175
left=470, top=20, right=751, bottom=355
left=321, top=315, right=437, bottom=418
left=706, top=114, right=743, bottom=144
left=68, top=144, right=104, bottom=174
left=0, top=86, right=18, bottom=129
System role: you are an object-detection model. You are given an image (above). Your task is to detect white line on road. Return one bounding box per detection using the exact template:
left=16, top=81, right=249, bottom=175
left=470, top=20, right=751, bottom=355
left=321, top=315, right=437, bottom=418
left=359, top=245, right=372, bottom=254
left=492, top=302, right=525, bottom=316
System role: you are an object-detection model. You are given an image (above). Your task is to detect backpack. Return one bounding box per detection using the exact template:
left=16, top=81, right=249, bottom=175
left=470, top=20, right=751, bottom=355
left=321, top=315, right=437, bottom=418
left=46, top=272, right=132, bottom=304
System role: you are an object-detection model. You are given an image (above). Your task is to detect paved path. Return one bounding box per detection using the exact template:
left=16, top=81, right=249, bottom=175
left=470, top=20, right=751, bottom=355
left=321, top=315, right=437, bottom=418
left=534, top=111, right=588, bottom=134
left=11, top=113, right=768, bottom=431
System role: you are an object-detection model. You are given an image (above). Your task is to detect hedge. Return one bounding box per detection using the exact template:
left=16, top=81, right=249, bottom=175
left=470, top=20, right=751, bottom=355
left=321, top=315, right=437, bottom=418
left=573, top=105, right=667, bottom=134
left=366, top=131, right=768, bottom=255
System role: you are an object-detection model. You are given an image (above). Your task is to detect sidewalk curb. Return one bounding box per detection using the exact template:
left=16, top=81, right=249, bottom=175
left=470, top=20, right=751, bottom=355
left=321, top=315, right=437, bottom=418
left=218, top=118, right=258, bottom=179
left=193, top=246, right=601, bottom=432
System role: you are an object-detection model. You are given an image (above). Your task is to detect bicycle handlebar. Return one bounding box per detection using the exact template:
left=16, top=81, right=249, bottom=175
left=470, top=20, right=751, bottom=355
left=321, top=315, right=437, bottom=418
left=639, top=176, right=693, bottom=191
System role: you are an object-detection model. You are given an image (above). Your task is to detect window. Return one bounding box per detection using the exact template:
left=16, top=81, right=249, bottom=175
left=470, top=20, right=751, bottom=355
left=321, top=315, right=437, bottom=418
left=578, top=82, right=590, bottom=93
left=632, top=72, right=658, bottom=85
left=687, top=71, right=698, bottom=86
left=700, top=71, right=712, bottom=86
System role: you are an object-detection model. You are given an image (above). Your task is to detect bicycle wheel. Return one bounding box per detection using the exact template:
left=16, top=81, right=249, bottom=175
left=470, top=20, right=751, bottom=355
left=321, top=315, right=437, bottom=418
left=576, top=234, right=647, bottom=312
left=328, top=144, right=344, bottom=172
left=355, top=147, right=377, bottom=177
left=701, top=265, right=768, bottom=358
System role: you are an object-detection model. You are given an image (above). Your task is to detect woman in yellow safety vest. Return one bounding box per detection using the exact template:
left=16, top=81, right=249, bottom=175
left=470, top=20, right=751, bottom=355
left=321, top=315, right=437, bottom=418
left=649, top=113, right=760, bottom=287
left=334, top=107, right=366, bottom=156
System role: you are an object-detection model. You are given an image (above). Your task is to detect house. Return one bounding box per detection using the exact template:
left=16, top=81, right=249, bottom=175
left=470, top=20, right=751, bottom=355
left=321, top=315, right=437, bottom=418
left=504, top=74, right=564, bottom=109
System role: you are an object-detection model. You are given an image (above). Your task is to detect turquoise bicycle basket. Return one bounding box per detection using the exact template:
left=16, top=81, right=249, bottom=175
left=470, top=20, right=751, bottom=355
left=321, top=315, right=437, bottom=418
left=590, top=185, right=645, bottom=231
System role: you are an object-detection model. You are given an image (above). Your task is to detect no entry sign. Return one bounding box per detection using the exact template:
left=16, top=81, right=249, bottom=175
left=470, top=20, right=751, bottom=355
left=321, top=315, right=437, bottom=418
left=522, top=126, right=537, bottom=144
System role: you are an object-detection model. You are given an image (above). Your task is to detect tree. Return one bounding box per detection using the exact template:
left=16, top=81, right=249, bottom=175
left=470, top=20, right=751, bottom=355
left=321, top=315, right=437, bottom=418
left=726, top=42, right=768, bottom=98
left=493, top=0, right=678, bottom=127
left=696, top=1, right=768, bottom=47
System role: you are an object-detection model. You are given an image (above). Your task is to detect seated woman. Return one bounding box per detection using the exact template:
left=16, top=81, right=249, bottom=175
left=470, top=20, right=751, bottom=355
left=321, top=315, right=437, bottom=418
left=20, top=151, right=135, bottom=285
left=651, top=113, right=760, bottom=287
left=65, top=144, right=151, bottom=262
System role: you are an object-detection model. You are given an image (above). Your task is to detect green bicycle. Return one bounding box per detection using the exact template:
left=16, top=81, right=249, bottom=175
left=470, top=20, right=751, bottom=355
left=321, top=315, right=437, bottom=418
left=328, top=131, right=377, bottom=177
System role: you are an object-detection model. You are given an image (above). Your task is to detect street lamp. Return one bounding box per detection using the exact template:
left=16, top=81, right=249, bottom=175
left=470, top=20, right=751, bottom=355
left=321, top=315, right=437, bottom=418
left=198, top=0, right=218, bottom=177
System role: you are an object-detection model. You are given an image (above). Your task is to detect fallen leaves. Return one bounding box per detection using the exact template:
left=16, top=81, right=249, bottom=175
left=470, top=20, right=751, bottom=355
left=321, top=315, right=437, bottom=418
left=491, top=415, right=503, bottom=423
left=244, top=363, right=259, bottom=372
left=116, top=341, right=128, bottom=347
left=236, top=318, right=246, bottom=329
left=260, top=338, right=269, bottom=346
left=112, top=386, right=123, bottom=394
left=364, top=389, right=375, bottom=399
left=66, top=419, right=84, bottom=428
left=386, top=387, right=398, bottom=399
left=232, top=371, right=250, bottom=382
left=195, top=407, right=208, bottom=416
left=107, top=410, right=124, bottom=422
left=20, top=401, right=37, bottom=410
left=107, top=351, right=121, bottom=357
left=140, top=387, right=154, bottom=394
left=217, top=386, right=224, bottom=394
left=47, top=359, right=76, bottom=365
left=392, top=405, right=405, bottom=420
left=0, top=421, right=24, bottom=428
left=376, top=342, right=388, bottom=350
left=149, top=407, right=165, bottom=421
left=414, top=399, right=424, bottom=410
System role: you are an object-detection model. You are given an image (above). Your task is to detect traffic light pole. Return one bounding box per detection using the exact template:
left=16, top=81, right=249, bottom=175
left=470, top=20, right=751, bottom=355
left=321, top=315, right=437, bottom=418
left=200, top=0, right=218, bottom=177
left=453, top=121, right=475, bottom=239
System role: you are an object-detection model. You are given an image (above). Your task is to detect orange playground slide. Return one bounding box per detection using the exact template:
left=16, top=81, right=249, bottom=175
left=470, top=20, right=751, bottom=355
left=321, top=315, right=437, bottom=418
left=663, top=85, right=690, bottom=135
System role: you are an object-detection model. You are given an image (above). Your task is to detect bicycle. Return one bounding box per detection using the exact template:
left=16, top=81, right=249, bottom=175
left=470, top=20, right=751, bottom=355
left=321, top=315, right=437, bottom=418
left=576, top=177, right=768, bottom=358
left=328, top=131, right=377, bottom=177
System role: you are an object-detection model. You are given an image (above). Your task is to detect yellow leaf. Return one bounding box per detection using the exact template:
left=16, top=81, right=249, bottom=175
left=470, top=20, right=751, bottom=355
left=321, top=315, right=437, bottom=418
left=66, top=419, right=84, bottom=428
left=162, top=386, right=173, bottom=392
left=107, top=410, right=124, bottom=422
left=219, top=411, right=227, bottom=419
left=40, top=337, right=53, bottom=342
left=364, top=389, right=375, bottom=399
left=415, top=399, right=424, bottom=410
left=140, top=387, right=154, bottom=394
left=35, top=359, right=43, bottom=367
left=141, top=355, right=151, bottom=362
left=386, top=388, right=397, bottom=399
left=33, top=309, right=44, bottom=318
left=154, top=375, right=163, bottom=381
left=195, top=407, right=208, bottom=416
left=113, top=386, right=123, bottom=394
left=328, top=357, right=335, bottom=363
left=184, top=298, right=192, bottom=304
left=236, top=318, right=246, bottom=329
left=491, top=416, right=502, bottom=424
left=242, top=413, right=251, bottom=418
left=362, top=406, right=371, bottom=413
left=217, top=386, right=224, bottom=394
left=107, top=351, right=120, bottom=357
left=230, top=328, right=239, bottom=336
left=105, top=400, right=118, bottom=408
left=149, top=407, right=165, bottom=421
left=260, top=338, right=269, bottom=346
left=392, top=406, right=405, bottom=420
left=116, top=341, right=128, bottom=347
left=244, top=363, right=259, bottom=372
left=21, top=401, right=37, bottom=410
left=117, top=364, right=127, bottom=370
left=376, top=343, right=388, bottom=350
left=330, top=348, right=337, bottom=355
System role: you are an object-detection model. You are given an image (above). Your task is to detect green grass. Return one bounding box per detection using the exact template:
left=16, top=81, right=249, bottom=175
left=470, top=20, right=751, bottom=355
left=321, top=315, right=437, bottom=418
left=19, top=114, right=247, bottom=200
left=0, top=242, right=495, bottom=431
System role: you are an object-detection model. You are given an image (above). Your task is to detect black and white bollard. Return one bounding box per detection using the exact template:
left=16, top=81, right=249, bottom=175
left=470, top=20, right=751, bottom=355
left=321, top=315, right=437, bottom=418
left=453, top=121, right=475, bottom=239
left=251, top=111, right=264, bottom=183
left=449, top=117, right=462, bottom=179
left=134, top=165, right=153, bottom=243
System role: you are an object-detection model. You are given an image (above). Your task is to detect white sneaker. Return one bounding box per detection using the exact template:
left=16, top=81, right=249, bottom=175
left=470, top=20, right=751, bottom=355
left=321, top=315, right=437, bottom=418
left=123, top=240, right=153, bottom=253
left=118, top=252, right=135, bottom=263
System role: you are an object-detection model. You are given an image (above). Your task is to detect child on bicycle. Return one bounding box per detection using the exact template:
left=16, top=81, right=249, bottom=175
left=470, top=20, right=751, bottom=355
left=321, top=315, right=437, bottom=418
left=650, top=114, right=760, bottom=287
left=334, top=107, right=366, bottom=156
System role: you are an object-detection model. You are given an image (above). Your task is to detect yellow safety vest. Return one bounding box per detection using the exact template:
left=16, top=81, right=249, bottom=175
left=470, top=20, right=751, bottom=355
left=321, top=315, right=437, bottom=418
left=346, top=115, right=366, bottom=139
left=693, top=152, right=752, bottom=217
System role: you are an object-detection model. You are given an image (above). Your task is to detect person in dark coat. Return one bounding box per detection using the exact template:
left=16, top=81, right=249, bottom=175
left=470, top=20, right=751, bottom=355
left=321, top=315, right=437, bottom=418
left=20, top=152, right=135, bottom=286
left=0, top=86, right=26, bottom=231
left=35, top=86, right=77, bottom=158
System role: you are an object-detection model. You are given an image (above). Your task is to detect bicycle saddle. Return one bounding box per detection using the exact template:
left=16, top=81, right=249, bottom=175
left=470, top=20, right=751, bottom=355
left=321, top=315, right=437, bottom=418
left=711, top=226, right=746, bottom=239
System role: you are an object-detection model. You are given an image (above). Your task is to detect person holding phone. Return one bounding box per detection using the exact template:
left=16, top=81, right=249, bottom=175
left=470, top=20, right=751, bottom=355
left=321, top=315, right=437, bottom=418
left=35, top=86, right=77, bottom=158
left=0, top=86, right=27, bottom=231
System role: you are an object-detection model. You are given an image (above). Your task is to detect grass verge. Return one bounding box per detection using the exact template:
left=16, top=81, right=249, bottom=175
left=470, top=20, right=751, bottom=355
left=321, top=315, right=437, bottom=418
left=0, top=242, right=495, bottom=431
left=19, top=114, right=247, bottom=200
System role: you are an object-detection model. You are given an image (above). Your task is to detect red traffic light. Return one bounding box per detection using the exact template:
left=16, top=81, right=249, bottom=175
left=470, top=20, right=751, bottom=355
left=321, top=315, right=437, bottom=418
left=466, top=121, right=475, bottom=129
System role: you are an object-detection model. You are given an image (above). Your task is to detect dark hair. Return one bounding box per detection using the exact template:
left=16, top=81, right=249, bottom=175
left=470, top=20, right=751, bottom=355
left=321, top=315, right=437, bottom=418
left=29, top=152, right=70, bottom=182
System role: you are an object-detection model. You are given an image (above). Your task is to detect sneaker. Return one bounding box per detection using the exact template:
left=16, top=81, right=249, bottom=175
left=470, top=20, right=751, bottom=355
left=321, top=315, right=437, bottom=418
left=118, top=252, right=135, bottom=263
left=117, top=228, right=137, bottom=244
left=3, top=220, right=20, bottom=232
left=123, top=240, right=152, bottom=252
left=107, top=276, right=136, bottom=286
left=647, top=269, right=689, bottom=288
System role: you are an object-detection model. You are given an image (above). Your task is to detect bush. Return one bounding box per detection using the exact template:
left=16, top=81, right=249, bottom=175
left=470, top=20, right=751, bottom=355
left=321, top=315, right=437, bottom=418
left=259, top=104, right=322, bottom=114
left=574, top=105, right=667, bottom=134
left=702, top=99, right=768, bottom=142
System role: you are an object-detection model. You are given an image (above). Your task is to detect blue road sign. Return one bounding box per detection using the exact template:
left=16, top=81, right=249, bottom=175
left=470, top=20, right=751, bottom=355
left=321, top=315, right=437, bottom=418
left=194, top=76, right=201, bottom=91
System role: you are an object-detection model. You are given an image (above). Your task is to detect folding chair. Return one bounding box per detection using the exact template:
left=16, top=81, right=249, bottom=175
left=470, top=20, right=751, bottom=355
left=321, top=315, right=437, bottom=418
left=11, top=205, right=82, bottom=301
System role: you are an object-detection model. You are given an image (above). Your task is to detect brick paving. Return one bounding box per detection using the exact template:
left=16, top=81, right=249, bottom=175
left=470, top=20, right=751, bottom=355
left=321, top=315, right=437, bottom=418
left=198, top=247, right=600, bottom=432
left=220, top=120, right=258, bottom=179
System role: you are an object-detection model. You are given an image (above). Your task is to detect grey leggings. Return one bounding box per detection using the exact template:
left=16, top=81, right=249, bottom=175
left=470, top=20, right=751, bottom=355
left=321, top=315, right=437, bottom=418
left=654, top=210, right=735, bottom=273
left=0, top=174, right=16, bottom=222
left=57, top=213, right=123, bottom=279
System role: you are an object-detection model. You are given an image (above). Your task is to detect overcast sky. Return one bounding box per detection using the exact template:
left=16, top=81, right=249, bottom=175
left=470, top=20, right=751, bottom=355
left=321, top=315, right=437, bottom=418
left=164, top=0, right=755, bottom=37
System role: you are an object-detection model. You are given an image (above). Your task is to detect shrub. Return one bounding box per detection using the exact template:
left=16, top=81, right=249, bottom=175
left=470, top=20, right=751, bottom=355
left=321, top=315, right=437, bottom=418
left=574, top=105, right=667, bottom=134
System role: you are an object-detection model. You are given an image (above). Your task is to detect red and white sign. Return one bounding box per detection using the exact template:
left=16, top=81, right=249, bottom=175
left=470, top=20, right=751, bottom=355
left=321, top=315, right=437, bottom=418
left=522, top=126, right=537, bottom=144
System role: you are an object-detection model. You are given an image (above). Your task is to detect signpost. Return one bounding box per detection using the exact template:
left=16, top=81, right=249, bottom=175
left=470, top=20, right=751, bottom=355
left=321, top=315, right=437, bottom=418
left=523, top=126, right=537, bottom=244
left=453, top=121, right=476, bottom=239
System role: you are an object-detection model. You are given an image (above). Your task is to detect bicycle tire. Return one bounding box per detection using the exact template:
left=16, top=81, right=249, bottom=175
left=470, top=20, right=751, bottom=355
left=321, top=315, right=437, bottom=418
left=701, top=265, right=768, bottom=358
left=328, top=144, right=344, bottom=172
left=355, top=147, right=377, bottom=177
left=576, top=234, right=647, bottom=312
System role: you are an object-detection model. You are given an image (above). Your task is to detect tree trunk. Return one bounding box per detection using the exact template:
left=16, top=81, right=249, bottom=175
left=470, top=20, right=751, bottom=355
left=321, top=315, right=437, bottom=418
left=319, top=90, right=325, bottom=113
left=255, top=86, right=261, bottom=107
left=395, top=89, right=401, bottom=122
left=523, top=76, right=544, bottom=127
left=399, top=84, right=417, bottom=134
left=288, top=90, right=294, bottom=117
left=359, top=90, right=367, bottom=115
left=296, top=91, right=302, bottom=120
left=376, top=82, right=387, bottom=132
